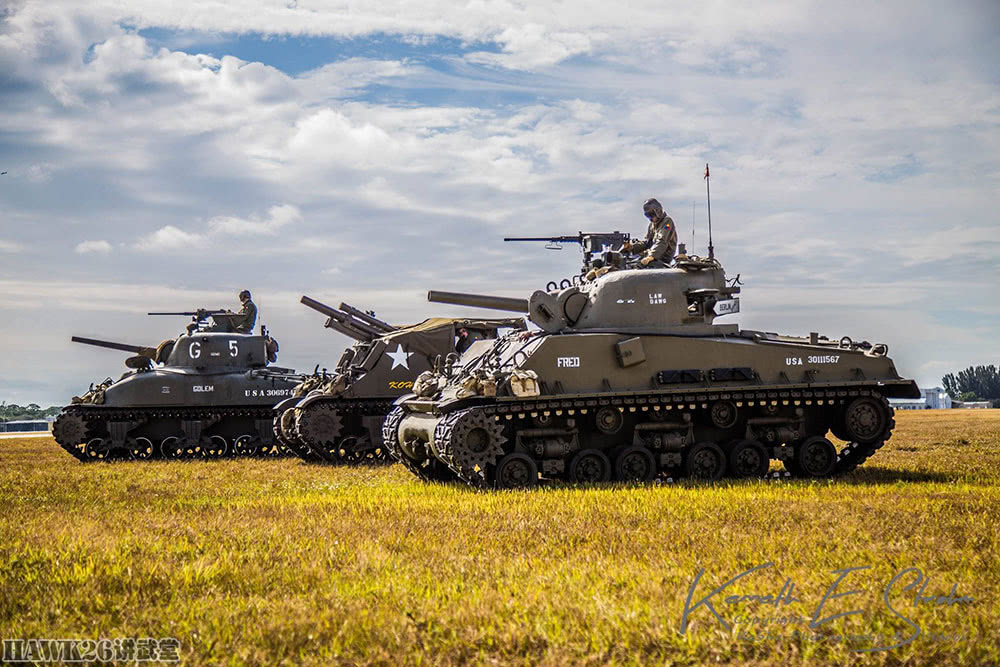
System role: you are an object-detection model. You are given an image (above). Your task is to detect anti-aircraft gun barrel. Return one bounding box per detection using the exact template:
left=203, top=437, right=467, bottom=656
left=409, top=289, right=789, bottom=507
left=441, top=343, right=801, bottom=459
left=71, top=336, right=154, bottom=356
left=338, top=302, right=396, bottom=334
left=427, top=291, right=530, bottom=313
left=300, top=295, right=376, bottom=342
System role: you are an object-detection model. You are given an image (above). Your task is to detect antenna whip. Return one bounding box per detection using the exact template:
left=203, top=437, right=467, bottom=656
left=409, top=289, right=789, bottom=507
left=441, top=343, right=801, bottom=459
left=704, top=163, right=714, bottom=259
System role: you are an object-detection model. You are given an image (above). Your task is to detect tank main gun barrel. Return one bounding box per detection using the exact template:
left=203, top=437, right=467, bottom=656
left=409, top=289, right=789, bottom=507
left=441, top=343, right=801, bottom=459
left=71, top=336, right=153, bottom=356
left=427, top=291, right=530, bottom=313
left=300, top=295, right=377, bottom=342
left=339, top=302, right=396, bottom=334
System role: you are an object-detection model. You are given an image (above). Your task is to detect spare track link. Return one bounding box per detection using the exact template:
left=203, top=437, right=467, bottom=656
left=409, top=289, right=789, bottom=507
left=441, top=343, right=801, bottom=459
left=430, top=386, right=894, bottom=483
left=53, top=404, right=288, bottom=463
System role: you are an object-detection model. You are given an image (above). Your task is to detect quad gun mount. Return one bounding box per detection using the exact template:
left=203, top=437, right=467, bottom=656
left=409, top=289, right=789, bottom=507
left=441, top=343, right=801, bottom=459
left=504, top=231, right=633, bottom=290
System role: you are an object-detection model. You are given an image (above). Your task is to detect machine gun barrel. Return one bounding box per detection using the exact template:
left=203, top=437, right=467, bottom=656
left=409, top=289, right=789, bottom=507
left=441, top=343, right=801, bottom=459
left=339, top=302, right=396, bottom=334
left=71, top=336, right=149, bottom=355
left=503, top=236, right=581, bottom=243
left=300, top=295, right=377, bottom=342
left=427, top=291, right=530, bottom=313
left=147, top=310, right=226, bottom=316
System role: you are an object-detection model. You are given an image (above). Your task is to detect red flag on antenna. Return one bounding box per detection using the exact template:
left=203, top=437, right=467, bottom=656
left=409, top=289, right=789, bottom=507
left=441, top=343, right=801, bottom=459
left=704, top=163, right=710, bottom=179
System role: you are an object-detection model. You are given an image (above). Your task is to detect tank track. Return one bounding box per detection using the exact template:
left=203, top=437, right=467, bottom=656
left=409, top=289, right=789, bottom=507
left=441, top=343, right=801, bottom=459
left=52, top=404, right=293, bottom=463
left=413, top=386, right=895, bottom=487
left=383, top=406, right=459, bottom=483
left=282, top=397, right=395, bottom=465
left=272, top=408, right=325, bottom=463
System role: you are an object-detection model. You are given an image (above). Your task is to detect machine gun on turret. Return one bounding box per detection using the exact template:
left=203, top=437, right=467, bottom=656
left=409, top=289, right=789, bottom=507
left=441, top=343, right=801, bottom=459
left=148, top=309, right=230, bottom=334
left=504, top=231, right=633, bottom=287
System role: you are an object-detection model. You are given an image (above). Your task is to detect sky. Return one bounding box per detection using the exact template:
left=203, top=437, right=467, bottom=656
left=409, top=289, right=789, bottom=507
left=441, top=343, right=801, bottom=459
left=1, top=0, right=998, bottom=406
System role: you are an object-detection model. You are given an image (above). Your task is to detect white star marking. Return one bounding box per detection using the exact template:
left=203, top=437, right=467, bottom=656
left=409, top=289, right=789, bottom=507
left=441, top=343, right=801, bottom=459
left=386, top=343, right=413, bottom=370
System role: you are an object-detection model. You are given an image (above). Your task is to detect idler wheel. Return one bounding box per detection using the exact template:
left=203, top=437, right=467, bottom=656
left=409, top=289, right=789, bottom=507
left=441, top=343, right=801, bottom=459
left=727, top=439, right=770, bottom=478
left=594, top=407, right=623, bottom=434
left=234, top=434, right=259, bottom=457
left=128, top=437, right=155, bottom=460
left=296, top=403, right=343, bottom=448
left=567, top=449, right=611, bottom=483
left=493, top=453, right=539, bottom=489
left=684, top=442, right=726, bottom=481
left=710, top=401, right=739, bottom=429
left=843, top=397, right=889, bottom=445
left=613, top=445, right=657, bottom=483
left=794, top=436, right=837, bottom=477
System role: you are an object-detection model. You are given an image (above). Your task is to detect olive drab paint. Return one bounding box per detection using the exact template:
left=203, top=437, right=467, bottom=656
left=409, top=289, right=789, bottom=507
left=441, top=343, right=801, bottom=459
left=386, top=244, right=920, bottom=489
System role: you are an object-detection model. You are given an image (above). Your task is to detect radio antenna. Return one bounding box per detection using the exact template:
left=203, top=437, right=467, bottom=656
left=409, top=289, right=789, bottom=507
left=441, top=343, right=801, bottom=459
left=704, top=163, right=714, bottom=259
left=691, top=201, right=695, bottom=250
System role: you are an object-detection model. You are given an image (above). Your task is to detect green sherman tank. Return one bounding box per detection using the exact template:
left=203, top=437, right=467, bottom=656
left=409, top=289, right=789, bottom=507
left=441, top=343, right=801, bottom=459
left=383, top=242, right=920, bottom=488
left=273, top=296, right=524, bottom=464
left=53, top=311, right=301, bottom=462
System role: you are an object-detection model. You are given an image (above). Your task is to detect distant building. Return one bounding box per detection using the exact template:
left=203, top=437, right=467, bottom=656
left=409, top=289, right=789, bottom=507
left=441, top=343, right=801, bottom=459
left=953, top=401, right=992, bottom=409
left=889, top=386, right=952, bottom=410
left=922, top=387, right=952, bottom=410
left=0, top=419, right=51, bottom=432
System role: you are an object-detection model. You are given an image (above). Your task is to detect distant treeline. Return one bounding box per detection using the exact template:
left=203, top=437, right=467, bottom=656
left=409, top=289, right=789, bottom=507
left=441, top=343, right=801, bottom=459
left=1, top=404, right=61, bottom=422
left=942, top=365, right=1000, bottom=404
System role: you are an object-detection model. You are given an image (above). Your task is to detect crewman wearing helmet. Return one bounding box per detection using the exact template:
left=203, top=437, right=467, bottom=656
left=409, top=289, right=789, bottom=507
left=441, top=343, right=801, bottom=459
left=623, top=198, right=677, bottom=268
left=228, top=289, right=257, bottom=333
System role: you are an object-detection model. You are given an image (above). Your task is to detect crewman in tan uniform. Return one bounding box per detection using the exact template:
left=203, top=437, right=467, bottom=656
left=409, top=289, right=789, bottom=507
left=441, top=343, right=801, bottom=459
left=624, top=198, right=677, bottom=268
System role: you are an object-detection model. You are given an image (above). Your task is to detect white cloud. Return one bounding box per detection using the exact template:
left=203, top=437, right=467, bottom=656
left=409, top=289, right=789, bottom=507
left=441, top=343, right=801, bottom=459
left=135, top=225, right=205, bottom=251
left=74, top=240, right=112, bottom=254
left=0, top=240, right=23, bottom=253
left=208, top=203, right=302, bottom=236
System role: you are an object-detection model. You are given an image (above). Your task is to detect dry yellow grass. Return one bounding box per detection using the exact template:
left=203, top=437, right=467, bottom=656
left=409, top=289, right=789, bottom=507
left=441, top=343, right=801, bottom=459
left=1, top=410, right=998, bottom=665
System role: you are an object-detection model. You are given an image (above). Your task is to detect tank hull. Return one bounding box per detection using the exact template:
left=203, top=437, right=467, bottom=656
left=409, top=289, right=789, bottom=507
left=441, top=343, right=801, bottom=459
left=387, top=332, right=917, bottom=487
left=54, top=332, right=302, bottom=462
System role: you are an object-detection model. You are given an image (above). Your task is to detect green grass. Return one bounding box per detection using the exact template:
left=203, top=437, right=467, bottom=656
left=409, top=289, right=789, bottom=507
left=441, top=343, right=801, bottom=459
left=2, top=410, right=999, bottom=665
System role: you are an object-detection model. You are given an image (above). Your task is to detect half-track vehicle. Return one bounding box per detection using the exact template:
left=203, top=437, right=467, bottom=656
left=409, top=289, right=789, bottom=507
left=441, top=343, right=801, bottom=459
left=53, top=310, right=302, bottom=461
left=273, top=296, right=524, bottom=463
left=384, top=235, right=920, bottom=488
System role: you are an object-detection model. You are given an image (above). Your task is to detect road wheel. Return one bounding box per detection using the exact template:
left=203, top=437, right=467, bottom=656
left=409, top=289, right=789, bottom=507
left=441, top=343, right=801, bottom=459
left=494, top=453, right=539, bottom=489
left=567, top=449, right=611, bottom=483
left=727, top=439, right=769, bottom=478
left=685, top=442, right=726, bottom=481
left=795, top=436, right=837, bottom=477
left=613, top=445, right=657, bottom=482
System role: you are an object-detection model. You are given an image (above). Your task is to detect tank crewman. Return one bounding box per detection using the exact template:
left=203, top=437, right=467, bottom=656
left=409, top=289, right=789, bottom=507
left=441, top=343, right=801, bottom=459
left=623, top=198, right=677, bottom=268
left=227, top=290, right=257, bottom=333
left=455, top=326, right=485, bottom=354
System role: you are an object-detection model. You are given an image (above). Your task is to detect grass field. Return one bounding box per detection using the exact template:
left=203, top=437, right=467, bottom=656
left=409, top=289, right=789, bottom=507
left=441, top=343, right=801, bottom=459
left=1, top=410, right=998, bottom=666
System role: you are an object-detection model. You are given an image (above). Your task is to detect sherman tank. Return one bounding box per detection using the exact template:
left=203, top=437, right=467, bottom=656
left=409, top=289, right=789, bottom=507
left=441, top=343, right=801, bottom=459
left=384, top=238, right=920, bottom=488
left=52, top=311, right=302, bottom=462
left=272, top=296, right=525, bottom=464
